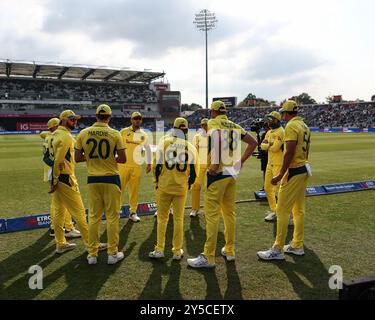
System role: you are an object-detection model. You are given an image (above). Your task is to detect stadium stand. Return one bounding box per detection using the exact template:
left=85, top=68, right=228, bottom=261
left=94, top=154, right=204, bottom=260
left=0, top=79, right=158, bottom=103
left=186, top=102, right=375, bottom=129
left=0, top=60, right=166, bottom=131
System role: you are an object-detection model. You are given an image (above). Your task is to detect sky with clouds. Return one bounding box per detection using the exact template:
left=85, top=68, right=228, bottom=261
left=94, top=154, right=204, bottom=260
left=1, top=0, right=374, bottom=106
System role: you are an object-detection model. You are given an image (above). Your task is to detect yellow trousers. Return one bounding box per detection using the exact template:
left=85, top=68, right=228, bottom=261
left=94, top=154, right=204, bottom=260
left=203, top=176, right=236, bottom=264
left=87, top=183, right=121, bottom=256
left=274, top=170, right=309, bottom=250
left=191, top=165, right=207, bottom=211
left=49, top=199, right=74, bottom=231
left=155, top=190, right=187, bottom=255
left=51, top=182, right=89, bottom=249
left=264, top=164, right=282, bottom=212
left=120, top=165, right=142, bottom=213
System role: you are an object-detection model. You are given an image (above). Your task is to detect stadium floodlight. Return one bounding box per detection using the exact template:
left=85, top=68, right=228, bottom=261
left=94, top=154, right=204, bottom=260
left=193, top=9, right=218, bottom=109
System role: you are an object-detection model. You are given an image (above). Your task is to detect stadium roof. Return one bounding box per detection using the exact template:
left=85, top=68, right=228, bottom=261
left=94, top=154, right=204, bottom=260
left=0, top=59, right=165, bottom=84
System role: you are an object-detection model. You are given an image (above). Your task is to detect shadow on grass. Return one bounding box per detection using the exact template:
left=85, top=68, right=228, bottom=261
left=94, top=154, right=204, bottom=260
left=267, top=221, right=335, bottom=300
left=1, top=220, right=135, bottom=300
left=138, top=216, right=183, bottom=299
left=185, top=216, right=243, bottom=300
left=0, top=231, right=55, bottom=299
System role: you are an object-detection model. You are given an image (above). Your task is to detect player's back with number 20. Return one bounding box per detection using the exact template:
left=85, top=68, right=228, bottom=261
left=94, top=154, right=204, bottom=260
left=75, top=104, right=126, bottom=265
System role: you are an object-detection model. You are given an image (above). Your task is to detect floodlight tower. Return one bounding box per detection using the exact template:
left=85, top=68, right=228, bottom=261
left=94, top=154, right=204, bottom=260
left=194, top=9, right=218, bottom=109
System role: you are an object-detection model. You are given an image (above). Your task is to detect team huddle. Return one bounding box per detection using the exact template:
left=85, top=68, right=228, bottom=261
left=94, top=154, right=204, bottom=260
left=40, top=99, right=311, bottom=267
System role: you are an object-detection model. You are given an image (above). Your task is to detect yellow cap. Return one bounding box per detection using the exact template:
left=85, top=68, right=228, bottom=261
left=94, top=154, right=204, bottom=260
left=131, top=111, right=142, bottom=119
left=200, top=118, right=209, bottom=125
left=279, top=100, right=298, bottom=113
left=266, top=111, right=281, bottom=121
left=47, top=118, right=60, bottom=129
left=211, top=100, right=226, bottom=111
left=173, top=117, right=188, bottom=129
left=96, top=104, right=112, bottom=115
left=59, top=110, right=81, bottom=120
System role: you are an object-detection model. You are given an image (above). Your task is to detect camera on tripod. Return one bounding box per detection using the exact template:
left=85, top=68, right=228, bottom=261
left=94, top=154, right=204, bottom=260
left=250, top=119, right=269, bottom=159
left=250, top=118, right=266, bottom=134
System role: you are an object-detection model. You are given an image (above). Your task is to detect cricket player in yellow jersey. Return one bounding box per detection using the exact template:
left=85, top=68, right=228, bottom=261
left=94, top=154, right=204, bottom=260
left=49, top=110, right=106, bottom=254
left=190, top=118, right=209, bottom=218
left=261, top=111, right=285, bottom=222
left=40, top=118, right=80, bottom=238
left=75, top=104, right=126, bottom=265
left=258, top=100, right=311, bottom=260
left=188, top=101, right=258, bottom=268
left=153, top=131, right=174, bottom=218
left=119, top=112, right=151, bottom=222
left=149, top=118, right=199, bottom=260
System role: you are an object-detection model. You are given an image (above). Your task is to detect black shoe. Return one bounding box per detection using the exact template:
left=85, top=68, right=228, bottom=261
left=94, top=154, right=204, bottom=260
left=49, top=228, right=55, bottom=237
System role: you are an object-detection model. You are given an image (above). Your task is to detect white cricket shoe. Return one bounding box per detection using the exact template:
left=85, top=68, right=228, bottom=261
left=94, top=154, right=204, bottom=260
left=187, top=254, right=215, bottom=269
left=221, top=247, right=235, bottom=262
left=264, top=211, right=277, bottom=222
left=257, top=247, right=285, bottom=261
left=172, top=249, right=184, bottom=261
left=190, top=210, right=199, bottom=218
left=108, top=252, right=124, bottom=265
left=289, top=215, right=294, bottom=226
left=148, top=250, right=165, bottom=259
left=284, top=243, right=305, bottom=256
left=65, top=228, right=81, bottom=238
left=87, top=255, right=97, bottom=265
left=129, top=213, right=141, bottom=222
left=56, top=243, right=77, bottom=254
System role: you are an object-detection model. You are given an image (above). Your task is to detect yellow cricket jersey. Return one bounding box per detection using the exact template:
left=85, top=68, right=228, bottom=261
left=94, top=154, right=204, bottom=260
left=284, top=117, right=311, bottom=168
left=154, top=135, right=199, bottom=195
left=260, top=126, right=284, bottom=166
left=51, top=126, right=78, bottom=187
left=40, top=131, right=53, bottom=182
left=120, top=126, right=149, bottom=167
left=75, top=122, right=125, bottom=177
left=207, top=115, right=247, bottom=174
left=193, top=130, right=209, bottom=167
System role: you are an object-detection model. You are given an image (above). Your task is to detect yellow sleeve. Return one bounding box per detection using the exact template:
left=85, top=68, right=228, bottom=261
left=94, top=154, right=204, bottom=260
left=74, top=132, right=83, bottom=150
left=115, top=131, right=125, bottom=150
left=269, top=129, right=284, bottom=152
left=40, top=131, right=48, bottom=139
left=285, top=123, right=298, bottom=142
left=53, top=135, right=71, bottom=183
left=207, top=119, right=220, bottom=131
left=260, top=131, right=271, bottom=151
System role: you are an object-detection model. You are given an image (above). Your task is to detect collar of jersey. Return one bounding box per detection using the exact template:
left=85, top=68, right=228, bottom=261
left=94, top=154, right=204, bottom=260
left=93, top=122, right=109, bottom=127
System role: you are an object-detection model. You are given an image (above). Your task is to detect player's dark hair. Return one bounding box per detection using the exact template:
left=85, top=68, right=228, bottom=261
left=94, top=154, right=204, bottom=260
left=97, top=114, right=110, bottom=121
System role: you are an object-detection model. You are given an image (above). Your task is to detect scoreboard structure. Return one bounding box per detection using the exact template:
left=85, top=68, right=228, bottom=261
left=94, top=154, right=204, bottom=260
left=212, top=97, right=237, bottom=108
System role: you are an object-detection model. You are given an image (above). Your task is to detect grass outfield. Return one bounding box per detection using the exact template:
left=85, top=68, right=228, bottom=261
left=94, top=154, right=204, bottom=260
left=0, top=132, right=374, bottom=300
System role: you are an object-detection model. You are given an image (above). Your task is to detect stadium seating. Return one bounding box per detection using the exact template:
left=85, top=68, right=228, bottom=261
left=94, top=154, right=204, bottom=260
left=0, top=79, right=158, bottom=103
left=186, top=103, right=375, bottom=129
